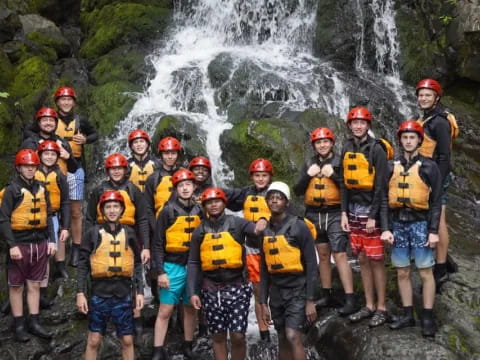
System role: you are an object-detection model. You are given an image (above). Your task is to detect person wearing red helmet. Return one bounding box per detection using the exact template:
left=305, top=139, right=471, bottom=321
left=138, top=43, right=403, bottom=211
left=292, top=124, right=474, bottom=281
left=187, top=187, right=264, bottom=360
left=223, top=158, right=273, bottom=342
left=145, top=136, right=183, bottom=222
left=339, top=107, right=389, bottom=327
left=127, top=129, right=160, bottom=193
left=294, top=127, right=358, bottom=316
left=381, top=120, right=442, bottom=337
left=189, top=156, right=213, bottom=203
left=0, top=149, right=56, bottom=342
left=415, top=78, right=458, bottom=287
left=53, top=86, right=98, bottom=270
left=34, top=141, right=71, bottom=308
left=76, top=190, right=144, bottom=360
left=151, top=169, right=203, bottom=360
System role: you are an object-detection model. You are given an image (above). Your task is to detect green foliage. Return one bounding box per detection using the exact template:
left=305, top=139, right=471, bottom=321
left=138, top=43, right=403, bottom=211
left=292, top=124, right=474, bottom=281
left=92, top=47, right=145, bottom=85
left=439, top=15, right=453, bottom=25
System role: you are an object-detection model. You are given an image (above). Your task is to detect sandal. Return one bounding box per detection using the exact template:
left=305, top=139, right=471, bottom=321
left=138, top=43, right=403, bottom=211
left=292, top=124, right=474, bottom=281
left=349, top=307, right=374, bottom=323
left=369, top=310, right=388, bottom=328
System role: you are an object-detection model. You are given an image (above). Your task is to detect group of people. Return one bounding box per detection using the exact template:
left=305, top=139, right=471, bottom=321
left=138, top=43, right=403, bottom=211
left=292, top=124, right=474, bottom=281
left=0, top=77, right=458, bottom=360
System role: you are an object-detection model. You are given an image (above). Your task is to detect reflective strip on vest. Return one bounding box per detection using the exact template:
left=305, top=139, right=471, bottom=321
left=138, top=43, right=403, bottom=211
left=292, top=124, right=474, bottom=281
left=11, top=187, right=48, bottom=231
left=243, top=194, right=270, bottom=222
left=200, top=231, right=243, bottom=271
left=154, top=176, right=173, bottom=217
left=56, top=118, right=82, bottom=158
left=165, top=215, right=201, bottom=253
left=129, top=160, right=155, bottom=193
left=90, top=228, right=134, bottom=278
left=343, top=151, right=375, bottom=190
left=388, top=161, right=430, bottom=210
left=97, top=189, right=136, bottom=225
left=35, top=170, right=61, bottom=212
left=304, top=176, right=340, bottom=207
left=263, top=233, right=303, bottom=274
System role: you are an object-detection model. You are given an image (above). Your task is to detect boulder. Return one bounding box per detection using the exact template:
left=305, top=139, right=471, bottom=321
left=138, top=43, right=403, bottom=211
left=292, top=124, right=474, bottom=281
left=0, top=7, right=21, bottom=43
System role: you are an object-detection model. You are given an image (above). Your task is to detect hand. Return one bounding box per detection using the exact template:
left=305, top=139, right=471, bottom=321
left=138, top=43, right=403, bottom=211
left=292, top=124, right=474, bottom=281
left=59, top=229, right=69, bottom=243
left=72, top=133, right=86, bottom=145
left=157, top=273, right=169, bottom=289
left=190, top=295, right=202, bottom=310
left=341, top=212, right=350, bottom=232
left=56, top=141, right=70, bottom=160
left=305, top=300, right=317, bottom=323
left=136, top=294, right=145, bottom=310
left=9, top=246, right=22, bottom=260
left=76, top=293, right=88, bottom=314
left=365, top=218, right=376, bottom=234
left=260, top=304, right=272, bottom=328
left=320, top=164, right=334, bottom=178
left=141, top=249, right=150, bottom=264
left=307, top=164, right=321, bottom=177
left=254, top=218, right=268, bottom=235
left=47, top=242, right=57, bottom=256
left=426, top=233, right=439, bottom=248
left=381, top=230, right=394, bottom=245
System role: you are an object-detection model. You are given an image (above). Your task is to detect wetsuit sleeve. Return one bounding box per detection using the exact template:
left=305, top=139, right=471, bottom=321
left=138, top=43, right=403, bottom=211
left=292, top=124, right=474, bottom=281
left=0, top=185, right=19, bottom=247
left=293, top=161, right=311, bottom=197
left=224, top=186, right=248, bottom=212
left=297, top=221, right=318, bottom=301
left=128, top=227, right=144, bottom=295
left=79, top=116, right=98, bottom=144
left=85, top=187, right=101, bottom=230
left=187, top=225, right=203, bottom=297
left=432, top=117, right=451, bottom=183
left=144, top=173, right=157, bottom=231
left=370, top=143, right=388, bottom=225
left=58, top=171, right=71, bottom=229
left=77, top=227, right=96, bottom=294
left=20, top=136, right=38, bottom=151
left=151, top=206, right=171, bottom=274
left=259, top=241, right=271, bottom=304
left=132, top=186, right=150, bottom=249
left=424, top=160, right=442, bottom=234
left=385, top=161, right=394, bottom=231
left=239, top=217, right=257, bottom=238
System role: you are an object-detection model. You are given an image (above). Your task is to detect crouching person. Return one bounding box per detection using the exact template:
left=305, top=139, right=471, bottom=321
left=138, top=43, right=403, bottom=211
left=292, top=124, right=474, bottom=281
left=76, top=190, right=144, bottom=360
left=260, top=182, right=317, bottom=360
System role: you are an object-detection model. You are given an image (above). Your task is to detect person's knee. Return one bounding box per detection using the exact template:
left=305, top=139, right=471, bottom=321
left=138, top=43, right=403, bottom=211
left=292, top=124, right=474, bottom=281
left=157, top=305, right=174, bottom=321
left=285, top=328, right=302, bottom=345
left=358, top=253, right=369, bottom=265
left=396, top=267, right=410, bottom=281
left=418, top=268, right=433, bottom=282
left=333, top=252, right=347, bottom=264
left=71, top=201, right=83, bottom=219
left=120, top=335, right=134, bottom=348
left=212, top=333, right=227, bottom=344
left=87, top=333, right=102, bottom=349
left=230, top=332, right=245, bottom=346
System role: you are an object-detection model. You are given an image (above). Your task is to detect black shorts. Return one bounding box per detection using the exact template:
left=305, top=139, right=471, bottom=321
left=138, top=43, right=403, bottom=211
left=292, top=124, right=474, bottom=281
left=305, top=210, right=348, bottom=253
left=269, top=285, right=306, bottom=331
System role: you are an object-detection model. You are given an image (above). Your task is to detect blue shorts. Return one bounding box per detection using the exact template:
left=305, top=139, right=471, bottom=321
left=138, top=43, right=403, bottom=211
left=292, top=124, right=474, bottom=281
left=391, top=221, right=435, bottom=269
left=89, top=295, right=133, bottom=337
left=67, top=167, right=85, bottom=200
left=441, top=173, right=451, bottom=205
left=159, top=262, right=190, bottom=305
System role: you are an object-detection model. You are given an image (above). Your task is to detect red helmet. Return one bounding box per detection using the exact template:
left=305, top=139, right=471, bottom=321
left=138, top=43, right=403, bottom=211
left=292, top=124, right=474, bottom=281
left=37, top=140, right=61, bottom=154
left=158, top=137, right=181, bottom=152
left=416, top=79, right=442, bottom=97
left=99, top=190, right=125, bottom=208
left=249, top=158, right=273, bottom=175
left=346, top=107, right=373, bottom=123
left=189, top=156, right=212, bottom=171
left=128, top=129, right=151, bottom=146
left=310, top=127, right=336, bottom=144
left=397, top=120, right=425, bottom=142
left=201, top=187, right=227, bottom=204
left=36, top=107, right=58, bottom=121
left=54, top=86, right=77, bottom=100
left=15, top=149, right=40, bottom=166
left=172, top=169, right=195, bottom=186
left=104, top=153, right=128, bottom=169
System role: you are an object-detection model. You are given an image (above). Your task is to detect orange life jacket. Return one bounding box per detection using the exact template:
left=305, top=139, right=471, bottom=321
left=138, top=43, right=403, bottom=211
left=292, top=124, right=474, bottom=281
left=388, top=161, right=430, bottom=210
left=417, top=112, right=459, bottom=158
left=154, top=175, right=173, bottom=217
left=11, top=186, right=48, bottom=231
left=129, top=160, right=155, bottom=193
left=304, top=175, right=340, bottom=207
left=165, top=202, right=202, bottom=253
left=243, top=193, right=271, bottom=222
left=35, top=169, right=61, bottom=212
left=56, top=117, right=83, bottom=158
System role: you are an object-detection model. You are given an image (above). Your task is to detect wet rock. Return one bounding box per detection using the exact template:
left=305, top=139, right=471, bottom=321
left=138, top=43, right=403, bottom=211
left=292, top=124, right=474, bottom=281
left=208, top=52, right=234, bottom=88
left=0, top=7, right=21, bottom=43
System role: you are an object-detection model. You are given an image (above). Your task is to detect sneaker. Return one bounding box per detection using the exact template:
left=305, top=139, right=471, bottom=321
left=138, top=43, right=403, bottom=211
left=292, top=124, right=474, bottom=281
left=349, top=307, right=374, bottom=323
left=368, top=310, right=388, bottom=328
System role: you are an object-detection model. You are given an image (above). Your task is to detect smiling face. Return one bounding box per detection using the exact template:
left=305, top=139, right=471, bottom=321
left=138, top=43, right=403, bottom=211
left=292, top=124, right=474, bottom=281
left=191, top=165, right=210, bottom=184
left=38, top=117, right=57, bottom=134
left=102, top=201, right=124, bottom=222
left=348, top=119, right=369, bottom=139
left=251, top=171, right=271, bottom=190
left=40, top=150, right=58, bottom=167
left=55, top=96, right=75, bottom=115
left=417, top=88, right=439, bottom=111
left=204, top=198, right=226, bottom=218
left=313, top=138, right=334, bottom=157
left=161, top=151, right=178, bottom=168
left=130, top=138, right=149, bottom=156
left=107, top=166, right=127, bottom=183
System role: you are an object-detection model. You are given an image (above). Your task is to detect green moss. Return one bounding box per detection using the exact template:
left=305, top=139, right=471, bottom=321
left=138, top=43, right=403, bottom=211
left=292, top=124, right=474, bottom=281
left=80, top=3, right=170, bottom=60
left=92, top=47, right=146, bottom=85
left=0, top=50, right=14, bottom=89
left=27, top=31, right=68, bottom=59
left=89, top=81, right=140, bottom=136
left=82, top=0, right=173, bottom=12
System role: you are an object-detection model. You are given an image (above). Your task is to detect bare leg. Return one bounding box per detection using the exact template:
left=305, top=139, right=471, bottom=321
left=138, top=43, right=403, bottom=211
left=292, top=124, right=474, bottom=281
left=316, top=244, right=332, bottom=289
left=85, top=331, right=102, bottom=360
left=230, top=332, right=246, bottom=360
left=278, top=328, right=293, bottom=360
left=370, top=259, right=386, bottom=311
left=436, top=205, right=449, bottom=263
left=9, top=285, right=24, bottom=317
left=253, top=282, right=268, bottom=331
left=120, top=335, right=134, bottom=360
left=333, top=252, right=354, bottom=293
left=285, top=328, right=306, bottom=360
left=55, top=239, right=66, bottom=262
left=358, top=253, right=375, bottom=310
left=396, top=266, right=412, bottom=307
left=418, top=267, right=436, bottom=309
left=26, top=280, right=41, bottom=314
left=154, top=304, right=174, bottom=346
left=183, top=304, right=196, bottom=341
left=70, top=200, right=83, bottom=245
left=212, top=332, right=228, bottom=360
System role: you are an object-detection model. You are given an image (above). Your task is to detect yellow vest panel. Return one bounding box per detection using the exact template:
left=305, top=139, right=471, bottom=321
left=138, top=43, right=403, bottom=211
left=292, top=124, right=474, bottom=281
left=129, top=160, right=155, bottom=193
left=388, top=161, right=430, bottom=210
left=166, top=215, right=201, bottom=253
left=35, top=170, right=61, bottom=212
left=343, top=152, right=375, bottom=190
left=243, top=194, right=271, bottom=222
left=154, top=176, right=173, bottom=217
left=56, top=118, right=82, bottom=158
left=90, top=228, right=134, bottom=278
left=200, top=231, right=243, bottom=271
left=263, top=234, right=303, bottom=274
left=11, top=186, right=48, bottom=231
left=304, top=176, right=340, bottom=207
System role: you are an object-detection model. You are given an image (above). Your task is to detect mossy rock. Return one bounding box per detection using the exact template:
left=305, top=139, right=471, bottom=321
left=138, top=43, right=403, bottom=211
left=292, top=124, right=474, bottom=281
left=220, top=118, right=305, bottom=188
left=0, top=159, right=14, bottom=188
left=80, top=2, right=171, bottom=60
left=81, top=0, right=173, bottom=12
left=27, top=31, right=70, bottom=59
left=0, top=50, right=14, bottom=88
left=89, top=81, right=140, bottom=136
left=91, top=46, right=146, bottom=85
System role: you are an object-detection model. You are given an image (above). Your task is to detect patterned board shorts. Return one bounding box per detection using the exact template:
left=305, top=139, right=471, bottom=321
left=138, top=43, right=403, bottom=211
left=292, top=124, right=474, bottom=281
left=348, top=204, right=384, bottom=260
left=89, top=295, right=133, bottom=337
left=67, top=167, right=85, bottom=201
left=201, top=283, right=252, bottom=335
left=391, top=221, right=435, bottom=269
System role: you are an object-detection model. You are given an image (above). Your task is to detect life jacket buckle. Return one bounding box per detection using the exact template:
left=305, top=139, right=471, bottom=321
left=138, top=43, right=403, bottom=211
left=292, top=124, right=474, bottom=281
left=314, top=184, right=325, bottom=190
left=30, top=208, right=41, bottom=214
left=398, top=183, right=409, bottom=189
left=269, top=248, right=279, bottom=255
left=348, top=164, right=357, bottom=170
left=212, top=259, right=226, bottom=265
left=250, top=207, right=259, bottom=213
left=109, top=251, right=121, bottom=258
left=212, top=244, right=224, bottom=251
left=108, top=266, right=122, bottom=272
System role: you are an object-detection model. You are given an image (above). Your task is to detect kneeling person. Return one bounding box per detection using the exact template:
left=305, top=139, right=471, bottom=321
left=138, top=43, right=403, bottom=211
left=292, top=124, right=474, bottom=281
left=76, top=191, right=144, bottom=360
left=152, top=169, right=202, bottom=360
left=260, top=182, right=318, bottom=360
left=382, top=121, right=441, bottom=337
